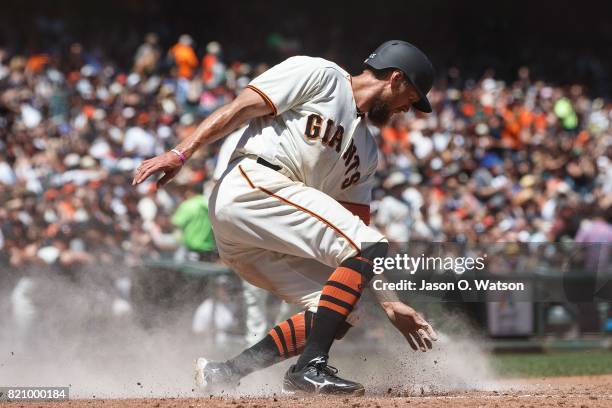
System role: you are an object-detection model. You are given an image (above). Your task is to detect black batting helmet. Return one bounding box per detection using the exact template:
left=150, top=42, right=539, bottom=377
left=364, top=40, right=434, bottom=113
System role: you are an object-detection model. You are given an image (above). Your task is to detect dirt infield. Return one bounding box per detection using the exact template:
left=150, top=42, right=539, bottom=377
left=3, top=374, right=611, bottom=408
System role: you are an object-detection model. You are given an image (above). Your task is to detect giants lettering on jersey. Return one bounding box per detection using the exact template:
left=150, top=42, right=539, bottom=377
left=304, top=114, right=360, bottom=189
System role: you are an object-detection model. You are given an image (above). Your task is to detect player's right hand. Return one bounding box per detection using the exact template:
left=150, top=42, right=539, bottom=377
left=132, top=151, right=183, bottom=189
left=381, top=301, right=438, bottom=352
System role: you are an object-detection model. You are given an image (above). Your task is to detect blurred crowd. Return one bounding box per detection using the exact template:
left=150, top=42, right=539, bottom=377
left=1, top=33, right=611, bottom=277
left=374, top=68, right=612, bottom=244
left=0, top=35, right=242, bottom=273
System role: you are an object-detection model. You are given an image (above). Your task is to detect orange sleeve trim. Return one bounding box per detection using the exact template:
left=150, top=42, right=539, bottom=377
left=238, top=165, right=255, bottom=189
left=338, top=201, right=371, bottom=225
left=246, top=85, right=278, bottom=117
left=238, top=165, right=360, bottom=253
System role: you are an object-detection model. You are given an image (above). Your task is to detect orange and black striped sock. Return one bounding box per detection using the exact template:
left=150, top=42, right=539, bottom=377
left=226, top=311, right=315, bottom=377
left=267, top=310, right=314, bottom=359
left=318, top=265, right=364, bottom=318
left=295, top=255, right=376, bottom=370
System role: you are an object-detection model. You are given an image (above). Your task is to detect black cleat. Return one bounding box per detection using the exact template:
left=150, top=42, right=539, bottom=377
left=282, top=356, right=365, bottom=396
left=195, top=358, right=240, bottom=392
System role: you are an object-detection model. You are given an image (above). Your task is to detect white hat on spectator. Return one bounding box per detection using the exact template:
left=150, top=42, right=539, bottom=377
left=207, top=41, right=221, bottom=55
left=179, top=34, right=193, bottom=46
left=180, top=113, right=195, bottom=126
left=117, top=157, right=138, bottom=171
left=21, top=104, right=42, bottom=128
left=64, top=153, right=80, bottom=168
left=47, top=68, right=64, bottom=83
left=517, top=230, right=531, bottom=242
left=157, top=125, right=172, bottom=139
left=80, top=156, right=96, bottom=169
left=556, top=182, right=571, bottom=195
left=127, top=73, right=141, bottom=87
left=408, top=172, right=423, bottom=185
left=37, top=246, right=60, bottom=264
left=383, top=172, right=407, bottom=189
left=122, top=107, right=136, bottom=119
left=80, top=64, right=96, bottom=77
left=161, top=99, right=176, bottom=114
left=430, top=157, right=443, bottom=170
left=109, top=127, right=123, bottom=143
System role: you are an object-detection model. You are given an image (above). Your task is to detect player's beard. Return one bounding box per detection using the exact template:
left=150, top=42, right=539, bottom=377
left=367, top=97, right=392, bottom=127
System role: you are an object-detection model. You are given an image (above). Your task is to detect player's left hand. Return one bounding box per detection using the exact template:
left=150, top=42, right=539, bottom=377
left=381, top=301, right=437, bottom=352
left=132, top=151, right=183, bottom=189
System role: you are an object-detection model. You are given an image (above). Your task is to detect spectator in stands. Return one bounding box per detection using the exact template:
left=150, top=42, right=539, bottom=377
left=133, top=33, right=161, bottom=76
left=201, top=41, right=225, bottom=89
left=168, top=34, right=199, bottom=105
left=172, top=184, right=216, bottom=262
left=575, top=206, right=612, bottom=272
left=169, top=34, right=198, bottom=80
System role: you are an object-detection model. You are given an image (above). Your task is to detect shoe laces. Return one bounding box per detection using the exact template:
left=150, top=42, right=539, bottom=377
left=309, top=356, right=339, bottom=377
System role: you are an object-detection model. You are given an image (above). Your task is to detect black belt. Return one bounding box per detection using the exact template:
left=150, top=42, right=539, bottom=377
left=256, top=157, right=282, bottom=172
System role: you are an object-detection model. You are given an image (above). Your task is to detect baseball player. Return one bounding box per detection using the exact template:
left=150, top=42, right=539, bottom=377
left=133, top=40, right=438, bottom=395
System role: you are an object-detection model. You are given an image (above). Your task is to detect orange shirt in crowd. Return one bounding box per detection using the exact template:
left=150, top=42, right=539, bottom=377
left=575, top=130, right=590, bottom=148
left=26, top=54, right=49, bottom=73
left=533, top=112, right=547, bottom=131
left=501, top=107, right=529, bottom=149
left=201, top=53, right=217, bottom=83
left=169, top=43, right=198, bottom=79
left=381, top=126, right=409, bottom=154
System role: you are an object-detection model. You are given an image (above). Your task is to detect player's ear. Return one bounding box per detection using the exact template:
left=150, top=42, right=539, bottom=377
left=390, top=70, right=405, bottom=90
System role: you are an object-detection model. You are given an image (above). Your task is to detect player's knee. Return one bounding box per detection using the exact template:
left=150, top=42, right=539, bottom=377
left=340, top=241, right=388, bottom=283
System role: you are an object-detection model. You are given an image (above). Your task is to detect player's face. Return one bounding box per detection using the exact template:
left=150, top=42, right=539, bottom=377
left=387, top=74, right=421, bottom=114
left=368, top=72, right=421, bottom=126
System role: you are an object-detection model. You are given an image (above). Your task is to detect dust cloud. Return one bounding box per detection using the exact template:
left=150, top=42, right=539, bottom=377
left=1, top=271, right=500, bottom=398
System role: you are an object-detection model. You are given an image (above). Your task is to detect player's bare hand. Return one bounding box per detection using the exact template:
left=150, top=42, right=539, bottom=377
left=381, top=301, right=437, bottom=352
left=132, top=151, right=183, bottom=189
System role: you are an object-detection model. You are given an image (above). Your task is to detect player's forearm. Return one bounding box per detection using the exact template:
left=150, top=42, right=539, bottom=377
left=173, top=88, right=272, bottom=161
left=174, top=103, right=245, bottom=160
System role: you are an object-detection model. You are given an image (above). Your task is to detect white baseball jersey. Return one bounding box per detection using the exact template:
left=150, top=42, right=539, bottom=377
left=234, top=56, right=378, bottom=206
left=209, top=56, right=386, bottom=321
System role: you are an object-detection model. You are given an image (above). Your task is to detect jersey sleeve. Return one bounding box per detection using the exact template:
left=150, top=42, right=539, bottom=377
left=247, top=56, right=326, bottom=116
